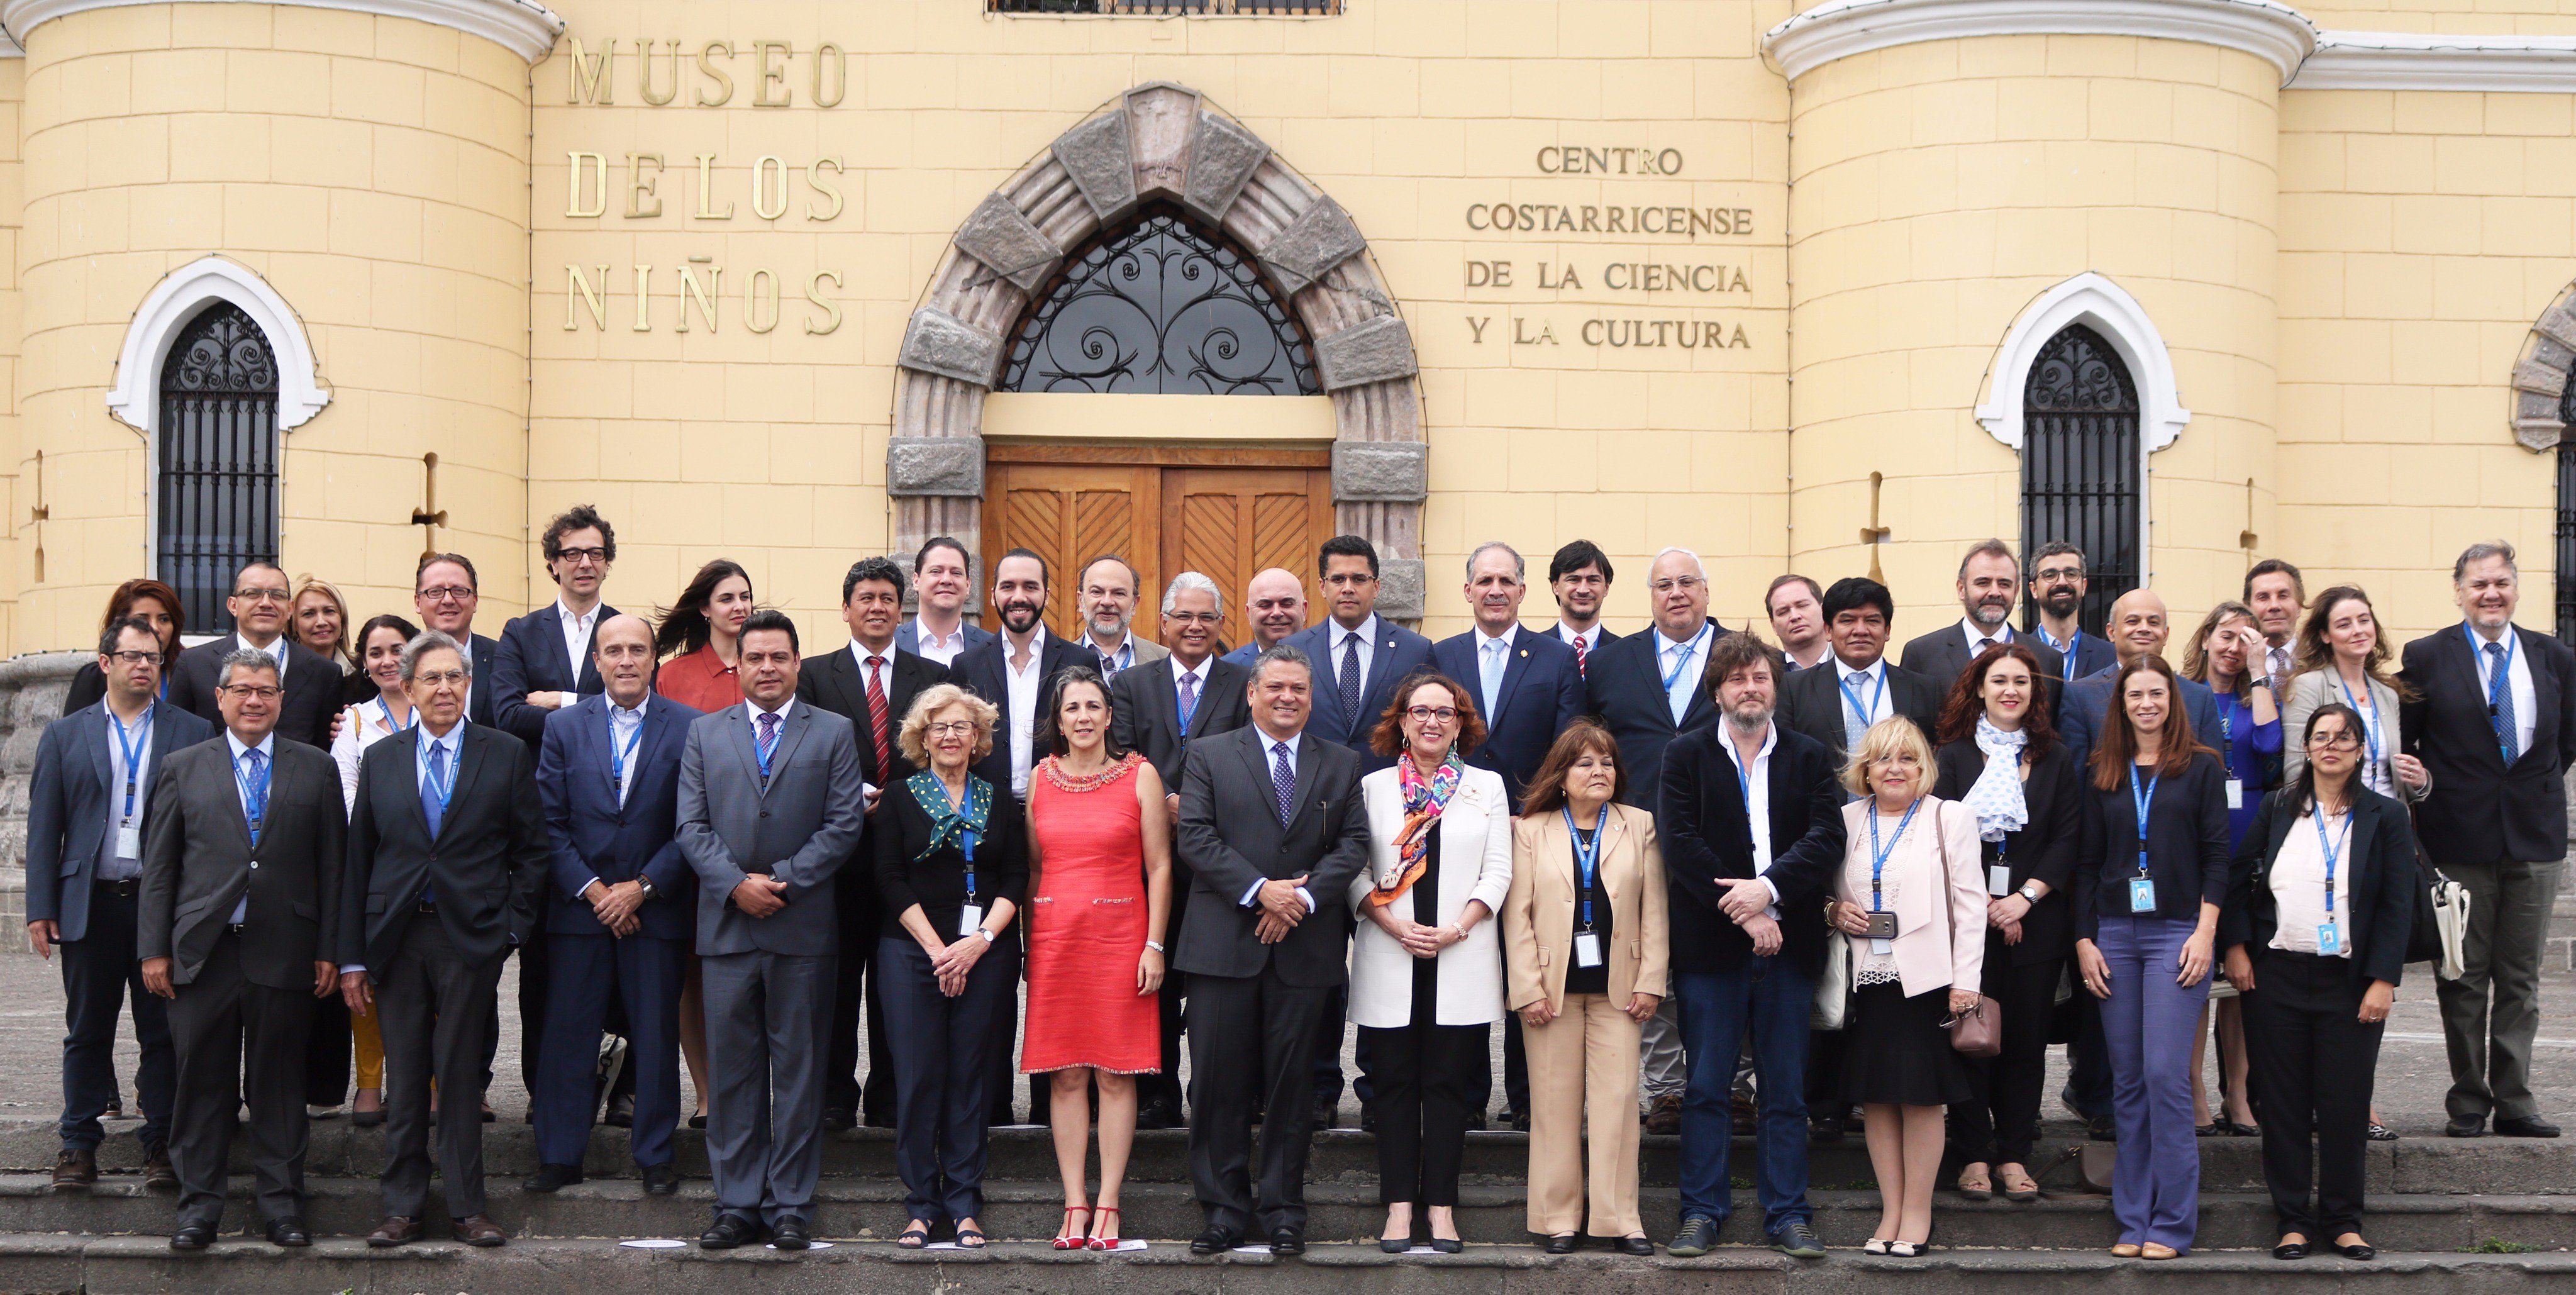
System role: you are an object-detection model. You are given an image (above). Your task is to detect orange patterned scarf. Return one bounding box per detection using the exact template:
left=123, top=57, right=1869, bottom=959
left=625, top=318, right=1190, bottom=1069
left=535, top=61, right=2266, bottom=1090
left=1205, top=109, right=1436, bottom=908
left=1370, top=755, right=1462, bottom=908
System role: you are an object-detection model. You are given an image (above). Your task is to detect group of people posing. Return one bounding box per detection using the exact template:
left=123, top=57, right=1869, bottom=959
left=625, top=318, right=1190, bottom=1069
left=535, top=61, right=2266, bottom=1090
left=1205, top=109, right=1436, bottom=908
left=24, top=509, right=2570, bottom=1263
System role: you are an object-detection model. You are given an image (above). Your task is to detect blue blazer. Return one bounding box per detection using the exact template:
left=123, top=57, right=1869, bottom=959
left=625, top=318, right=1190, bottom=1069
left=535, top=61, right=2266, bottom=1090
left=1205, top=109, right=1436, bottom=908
left=536, top=692, right=703, bottom=941
left=25, top=700, right=217, bottom=942
left=1433, top=626, right=1583, bottom=811
left=896, top=618, right=994, bottom=659
left=2058, top=662, right=2223, bottom=775
left=1583, top=618, right=1731, bottom=806
left=1284, top=617, right=1435, bottom=770
left=490, top=601, right=620, bottom=748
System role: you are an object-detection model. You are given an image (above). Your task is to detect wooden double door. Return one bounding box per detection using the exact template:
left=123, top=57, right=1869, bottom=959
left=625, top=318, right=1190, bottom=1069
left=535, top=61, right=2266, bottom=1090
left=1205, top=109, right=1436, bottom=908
left=982, top=446, right=1331, bottom=651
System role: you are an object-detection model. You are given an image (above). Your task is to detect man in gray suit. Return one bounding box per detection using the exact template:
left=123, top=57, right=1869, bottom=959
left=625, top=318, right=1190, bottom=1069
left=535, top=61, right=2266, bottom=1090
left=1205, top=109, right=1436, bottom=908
left=138, top=648, right=343, bottom=1250
left=26, top=616, right=213, bottom=1192
left=677, top=609, right=865, bottom=1251
left=1175, top=645, right=1370, bottom=1257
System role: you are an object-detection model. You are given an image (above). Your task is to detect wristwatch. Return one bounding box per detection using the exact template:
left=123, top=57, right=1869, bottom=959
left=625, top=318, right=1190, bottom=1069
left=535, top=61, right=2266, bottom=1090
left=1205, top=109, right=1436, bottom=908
left=636, top=878, right=657, bottom=902
left=975, top=928, right=996, bottom=945
left=2017, top=882, right=2043, bottom=905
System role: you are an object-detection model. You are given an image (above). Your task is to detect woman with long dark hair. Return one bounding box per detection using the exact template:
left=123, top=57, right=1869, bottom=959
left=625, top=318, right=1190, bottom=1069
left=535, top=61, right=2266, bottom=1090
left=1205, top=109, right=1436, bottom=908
left=61, top=579, right=184, bottom=714
left=653, top=559, right=757, bottom=714
left=2283, top=585, right=2427, bottom=802
left=2179, top=600, right=2281, bottom=1139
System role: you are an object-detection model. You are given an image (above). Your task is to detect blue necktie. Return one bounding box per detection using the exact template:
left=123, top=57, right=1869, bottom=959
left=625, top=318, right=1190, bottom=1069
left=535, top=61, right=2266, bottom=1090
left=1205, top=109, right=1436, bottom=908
left=1272, top=741, right=1296, bottom=826
left=1481, top=638, right=1506, bottom=723
left=421, top=742, right=447, bottom=838
left=757, top=711, right=782, bottom=785
left=238, top=749, right=267, bottom=845
left=2489, top=642, right=2521, bottom=764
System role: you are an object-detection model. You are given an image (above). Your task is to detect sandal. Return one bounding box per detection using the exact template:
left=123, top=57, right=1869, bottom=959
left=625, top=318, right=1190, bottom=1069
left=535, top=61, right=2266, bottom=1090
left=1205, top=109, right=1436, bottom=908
left=1054, top=1206, right=1092, bottom=1251
left=1086, top=1206, right=1121, bottom=1252
left=2367, top=1122, right=2397, bottom=1142
left=1999, top=1169, right=2040, bottom=1202
left=897, top=1220, right=931, bottom=1249
left=957, top=1228, right=989, bottom=1250
left=1955, top=1169, right=1992, bottom=1201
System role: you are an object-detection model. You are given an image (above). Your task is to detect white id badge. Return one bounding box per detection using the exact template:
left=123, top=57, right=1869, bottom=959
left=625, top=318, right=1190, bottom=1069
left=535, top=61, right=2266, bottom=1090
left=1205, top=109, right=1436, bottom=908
left=2225, top=779, right=2243, bottom=810
left=2316, top=923, right=2341, bottom=955
left=958, top=904, right=984, bottom=938
left=1989, top=864, right=2012, bottom=897
left=1869, top=938, right=1893, bottom=955
left=2128, top=876, right=2157, bottom=913
left=114, top=821, right=141, bottom=859
left=1573, top=931, right=1604, bottom=969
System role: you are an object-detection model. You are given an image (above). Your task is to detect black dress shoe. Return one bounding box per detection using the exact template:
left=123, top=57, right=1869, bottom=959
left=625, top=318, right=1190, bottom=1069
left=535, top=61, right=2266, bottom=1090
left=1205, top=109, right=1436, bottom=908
left=2273, top=1240, right=2311, bottom=1260
left=1270, top=1226, right=1306, bottom=1255
left=1312, top=1100, right=1338, bottom=1130
left=1542, top=1233, right=1580, bottom=1255
left=169, top=1222, right=214, bottom=1250
left=2497, top=1114, right=2562, bottom=1138
left=604, top=1094, right=635, bottom=1129
left=523, top=1162, right=586, bottom=1192
left=821, top=1108, right=853, bottom=1132
left=641, top=1164, right=679, bottom=1195
left=772, top=1219, right=811, bottom=1250
left=2447, top=1115, right=2489, bottom=1138
left=264, top=1217, right=311, bottom=1248
left=2089, top=1114, right=2118, bottom=1142
left=1191, top=1228, right=1240, bottom=1255
left=1616, top=1235, right=1656, bottom=1256
left=699, top=1215, right=765, bottom=1250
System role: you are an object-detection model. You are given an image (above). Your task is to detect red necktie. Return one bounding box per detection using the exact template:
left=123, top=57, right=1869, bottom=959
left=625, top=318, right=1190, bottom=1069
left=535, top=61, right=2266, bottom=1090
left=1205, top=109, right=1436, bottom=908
left=865, top=656, right=893, bottom=777
left=1573, top=631, right=1589, bottom=677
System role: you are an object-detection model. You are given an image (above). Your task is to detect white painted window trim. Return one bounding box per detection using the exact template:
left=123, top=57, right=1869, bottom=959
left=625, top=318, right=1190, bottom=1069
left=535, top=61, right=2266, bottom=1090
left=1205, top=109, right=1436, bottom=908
left=106, top=255, right=331, bottom=436
left=0, top=0, right=562, bottom=62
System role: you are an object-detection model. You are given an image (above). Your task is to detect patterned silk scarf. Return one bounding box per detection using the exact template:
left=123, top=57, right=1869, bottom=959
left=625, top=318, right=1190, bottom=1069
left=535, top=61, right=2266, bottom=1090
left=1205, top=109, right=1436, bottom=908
left=1963, top=713, right=2030, bottom=843
left=1370, top=753, right=1464, bottom=908
left=906, top=770, right=993, bottom=864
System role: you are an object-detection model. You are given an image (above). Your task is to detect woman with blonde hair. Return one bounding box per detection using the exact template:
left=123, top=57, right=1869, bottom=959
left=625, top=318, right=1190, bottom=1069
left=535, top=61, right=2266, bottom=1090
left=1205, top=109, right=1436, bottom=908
left=291, top=575, right=366, bottom=705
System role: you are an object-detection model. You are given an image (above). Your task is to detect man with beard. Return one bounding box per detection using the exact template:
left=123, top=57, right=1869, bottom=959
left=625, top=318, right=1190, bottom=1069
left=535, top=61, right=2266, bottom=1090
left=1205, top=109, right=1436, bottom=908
left=1898, top=540, right=2064, bottom=687
left=2028, top=543, right=2116, bottom=682
left=1656, top=633, right=1841, bottom=1261
left=1545, top=540, right=1621, bottom=675
left=946, top=548, right=1083, bottom=1123
left=896, top=537, right=994, bottom=669
left=2244, top=558, right=2306, bottom=696
left=1224, top=569, right=1311, bottom=666
left=1764, top=575, right=1829, bottom=671
left=1075, top=555, right=1169, bottom=678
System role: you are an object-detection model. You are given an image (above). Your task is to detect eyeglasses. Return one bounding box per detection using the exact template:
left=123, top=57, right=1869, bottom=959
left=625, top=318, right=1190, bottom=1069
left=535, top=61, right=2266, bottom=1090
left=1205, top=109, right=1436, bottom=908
left=410, top=670, right=469, bottom=687
left=222, top=684, right=282, bottom=700
left=2311, top=730, right=2363, bottom=751
left=106, top=650, right=162, bottom=667
left=1322, top=572, right=1376, bottom=588
left=231, top=588, right=289, bottom=603
left=2033, top=566, right=2084, bottom=582
left=926, top=720, right=979, bottom=736
left=1165, top=611, right=1221, bottom=625
left=555, top=547, right=610, bottom=566
left=1405, top=706, right=1459, bottom=724
left=1648, top=577, right=1707, bottom=594
left=418, top=585, right=475, bottom=603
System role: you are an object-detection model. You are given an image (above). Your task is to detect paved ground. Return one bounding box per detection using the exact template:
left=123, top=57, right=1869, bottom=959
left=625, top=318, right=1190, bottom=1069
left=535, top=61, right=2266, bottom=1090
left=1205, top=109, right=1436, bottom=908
left=0, top=947, right=2564, bottom=1135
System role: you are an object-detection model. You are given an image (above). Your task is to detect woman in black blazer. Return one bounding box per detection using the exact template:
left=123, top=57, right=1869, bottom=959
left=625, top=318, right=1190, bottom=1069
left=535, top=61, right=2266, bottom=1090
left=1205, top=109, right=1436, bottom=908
left=2221, top=703, right=2414, bottom=1262
left=1929, top=642, right=2079, bottom=1205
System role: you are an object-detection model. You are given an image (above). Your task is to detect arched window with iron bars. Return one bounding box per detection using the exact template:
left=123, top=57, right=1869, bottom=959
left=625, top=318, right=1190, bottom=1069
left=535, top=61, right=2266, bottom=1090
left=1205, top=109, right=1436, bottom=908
left=2019, top=323, right=2142, bottom=636
left=155, top=302, right=280, bottom=634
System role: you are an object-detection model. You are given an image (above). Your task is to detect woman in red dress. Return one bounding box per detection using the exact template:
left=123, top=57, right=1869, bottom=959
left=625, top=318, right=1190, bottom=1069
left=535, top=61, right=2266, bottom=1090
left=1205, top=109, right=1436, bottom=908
left=1023, top=667, right=1172, bottom=1250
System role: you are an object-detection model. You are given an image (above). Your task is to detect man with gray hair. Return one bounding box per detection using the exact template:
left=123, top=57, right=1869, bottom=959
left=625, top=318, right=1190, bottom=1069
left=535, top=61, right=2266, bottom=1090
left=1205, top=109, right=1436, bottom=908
left=1076, top=555, right=1170, bottom=678
left=2401, top=541, right=2576, bottom=1138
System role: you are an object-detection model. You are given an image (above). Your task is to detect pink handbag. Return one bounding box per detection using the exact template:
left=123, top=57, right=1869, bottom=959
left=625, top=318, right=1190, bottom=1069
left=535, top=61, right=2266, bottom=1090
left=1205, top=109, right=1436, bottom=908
left=1932, top=803, right=2003, bottom=1058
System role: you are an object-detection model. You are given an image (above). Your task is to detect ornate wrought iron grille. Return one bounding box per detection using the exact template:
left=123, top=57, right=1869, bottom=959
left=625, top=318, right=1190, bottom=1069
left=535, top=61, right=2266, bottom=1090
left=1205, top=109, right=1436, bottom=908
left=157, top=303, right=280, bottom=633
left=2558, top=368, right=2576, bottom=645
left=1001, top=210, right=1319, bottom=396
left=2019, top=324, right=2141, bottom=637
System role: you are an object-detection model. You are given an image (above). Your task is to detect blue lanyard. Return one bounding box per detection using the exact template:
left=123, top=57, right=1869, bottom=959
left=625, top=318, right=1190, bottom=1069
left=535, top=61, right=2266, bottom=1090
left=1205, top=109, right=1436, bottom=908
left=1660, top=625, right=1710, bottom=694
left=753, top=714, right=780, bottom=781
left=608, top=707, right=644, bottom=793
left=1866, top=798, right=1921, bottom=912
left=1837, top=666, right=1885, bottom=731
left=421, top=736, right=458, bottom=815
left=382, top=698, right=418, bottom=733
left=2334, top=675, right=2384, bottom=770
left=2129, top=769, right=2159, bottom=875
left=233, top=746, right=273, bottom=846
left=2311, top=804, right=2350, bottom=916
left=1565, top=807, right=1603, bottom=930
left=2218, top=698, right=2236, bottom=779
left=2039, top=626, right=2082, bottom=681
left=110, top=708, right=152, bottom=822
left=950, top=783, right=980, bottom=902
left=2477, top=625, right=2517, bottom=763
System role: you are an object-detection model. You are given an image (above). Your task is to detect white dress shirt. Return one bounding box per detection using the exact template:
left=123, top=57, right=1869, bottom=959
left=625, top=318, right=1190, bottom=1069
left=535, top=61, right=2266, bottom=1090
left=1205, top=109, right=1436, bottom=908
left=1088, top=632, right=1138, bottom=676
left=1556, top=622, right=1605, bottom=656
left=1836, top=657, right=1895, bottom=726
left=238, top=631, right=289, bottom=673
left=557, top=598, right=602, bottom=682
left=908, top=619, right=968, bottom=669
left=1718, top=721, right=1784, bottom=916
left=1173, top=654, right=1213, bottom=728
left=1001, top=631, right=1046, bottom=798
left=1240, top=728, right=1318, bottom=913
left=2270, top=808, right=2354, bottom=958
left=1958, top=617, right=2014, bottom=657
left=584, top=696, right=650, bottom=896
left=1656, top=623, right=1714, bottom=726
left=1330, top=614, right=1384, bottom=701
left=99, top=703, right=156, bottom=881
left=2470, top=622, right=2540, bottom=761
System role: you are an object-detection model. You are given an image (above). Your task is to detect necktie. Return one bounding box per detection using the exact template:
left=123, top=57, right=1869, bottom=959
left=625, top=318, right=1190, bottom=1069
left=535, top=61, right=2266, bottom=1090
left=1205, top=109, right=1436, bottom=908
left=1272, top=740, right=1296, bottom=826
left=1976, top=638, right=1994, bottom=655
left=2489, top=642, right=2521, bottom=764
left=1843, top=674, right=1868, bottom=753
left=1099, top=648, right=1118, bottom=677
left=1339, top=631, right=1363, bottom=725
left=240, top=748, right=268, bottom=845
left=1572, top=631, right=1588, bottom=677
left=865, top=657, right=893, bottom=779
left=756, top=711, right=781, bottom=785
left=419, top=742, right=444, bottom=838
left=1178, top=670, right=1199, bottom=733
left=1481, top=638, right=1506, bottom=722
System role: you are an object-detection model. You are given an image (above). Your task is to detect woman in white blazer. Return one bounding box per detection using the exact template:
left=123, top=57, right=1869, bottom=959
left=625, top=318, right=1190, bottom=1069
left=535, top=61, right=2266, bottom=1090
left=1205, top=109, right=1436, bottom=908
left=1824, top=716, right=1984, bottom=1257
left=1348, top=670, right=1512, bottom=1254
left=1502, top=718, right=1666, bottom=1255
left=2282, top=585, right=2430, bottom=803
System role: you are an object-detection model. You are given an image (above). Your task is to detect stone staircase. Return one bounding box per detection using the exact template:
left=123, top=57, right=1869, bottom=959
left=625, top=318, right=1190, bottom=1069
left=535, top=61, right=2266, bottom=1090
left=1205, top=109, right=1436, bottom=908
left=0, top=1116, right=2568, bottom=1292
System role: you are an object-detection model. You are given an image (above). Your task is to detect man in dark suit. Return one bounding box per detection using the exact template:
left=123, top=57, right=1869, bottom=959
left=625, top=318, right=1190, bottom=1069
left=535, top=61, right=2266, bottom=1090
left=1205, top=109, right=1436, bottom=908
left=1433, top=542, right=1581, bottom=1131
left=1897, top=540, right=2065, bottom=688
left=1543, top=539, right=1620, bottom=675
left=1111, top=571, right=1253, bottom=1128
left=1175, top=645, right=1370, bottom=1257
left=28, top=618, right=214, bottom=1192
left=165, top=561, right=337, bottom=750
left=2401, top=542, right=2576, bottom=1139
left=2057, top=589, right=2223, bottom=772
left=1780, top=576, right=1946, bottom=769
left=1284, top=535, right=1434, bottom=770
left=1656, top=633, right=1844, bottom=1261
left=895, top=535, right=995, bottom=669
left=526, top=615, right=702, bottom=1197
left=2028, top=542, right=2118, bottom=682
left=338, top=630, right=550, bottom=1248
left=678, top=611, right=867, bottom=1250
left=140, top=647, right=343, bottom=1250
left=413, top=552, right=502, bottom=731
left=799, top=557, right=945, bottom=1130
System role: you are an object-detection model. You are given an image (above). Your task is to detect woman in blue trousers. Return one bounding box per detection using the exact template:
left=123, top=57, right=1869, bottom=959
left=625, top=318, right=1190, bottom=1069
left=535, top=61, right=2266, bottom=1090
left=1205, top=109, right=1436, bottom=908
left=2071, top=655, right=2231, bottom=1259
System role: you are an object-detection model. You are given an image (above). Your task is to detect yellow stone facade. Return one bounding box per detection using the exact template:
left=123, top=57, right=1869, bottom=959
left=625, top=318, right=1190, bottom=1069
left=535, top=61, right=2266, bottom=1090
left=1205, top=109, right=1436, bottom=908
left=4, top=0, right=2576, bottom=648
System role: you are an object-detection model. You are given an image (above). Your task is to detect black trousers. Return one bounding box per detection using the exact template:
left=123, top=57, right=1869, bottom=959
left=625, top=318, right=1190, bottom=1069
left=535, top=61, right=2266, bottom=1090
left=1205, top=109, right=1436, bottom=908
left=167, top=930, right=314, bottom=1230
left=57, top=883, right=173, bottom=1155
left=1806, top=1027, right=1847, bottom=1114
left=1363, top=1020, right=1490, bottom=1206
left=1950, top=949, right=2063, bottom=1167
left=880, top=937, right=1018, bottom=1223
left=514, top=927, right=549, bottom=1100
left=1498, top=1014, right=1529, bottom=1117
left=377, top=919, right=508, bottom=1219
left=1188, top=967, right=1332, bottom=1237
left=825, top=882, right=896, bottom=1123
left=2245, top=948, right=2383, bottom=1239
left=304, top=992, right=350, bottom=1108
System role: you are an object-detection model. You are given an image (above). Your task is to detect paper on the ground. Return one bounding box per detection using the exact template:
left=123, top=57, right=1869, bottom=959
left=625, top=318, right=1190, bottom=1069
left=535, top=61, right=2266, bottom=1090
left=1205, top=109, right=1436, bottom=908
left=1232, top=1243, right=1271, bottom=1254
left=1114, top=1239, right=1147, bottom=1252
left=766, top=1241, right=835, bottom=1250
left=619, top=1238, right=687, bottom=1249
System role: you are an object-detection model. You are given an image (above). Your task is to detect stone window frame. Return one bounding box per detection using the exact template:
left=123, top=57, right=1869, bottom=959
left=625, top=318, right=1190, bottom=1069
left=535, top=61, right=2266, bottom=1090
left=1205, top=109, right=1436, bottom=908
left=889, top=82, right=1428, bottom=619
left=2510, top=282, right=2576, bottom=452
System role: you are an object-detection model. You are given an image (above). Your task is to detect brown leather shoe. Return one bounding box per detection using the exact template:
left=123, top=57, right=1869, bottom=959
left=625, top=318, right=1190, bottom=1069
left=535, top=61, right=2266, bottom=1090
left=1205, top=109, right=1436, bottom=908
left=1644, top=1093, right=1682, bottom=1137
left=453, top=1214, right=508, bottom=1247
left=142, top=1145, right=178, bottom=1192
left=365, top=1215, right=423, bottom=1248
left=50, top=1148, right=96, bottom=1191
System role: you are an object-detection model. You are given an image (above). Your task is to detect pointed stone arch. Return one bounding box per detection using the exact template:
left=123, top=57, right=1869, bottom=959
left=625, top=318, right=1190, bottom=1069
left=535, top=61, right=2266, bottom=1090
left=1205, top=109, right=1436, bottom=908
left=2510, top=281, right=2576, bottom=452
left=889, top=82, right=1428, bottom=618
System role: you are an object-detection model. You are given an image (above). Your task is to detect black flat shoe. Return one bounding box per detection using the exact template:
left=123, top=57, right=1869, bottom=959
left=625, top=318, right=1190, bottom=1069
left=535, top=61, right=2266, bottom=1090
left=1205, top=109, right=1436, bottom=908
left=2273, top=1240, right=2311, bottom=1260
left=169, top=1223, right=214, bottom=1250
left=688, top=1113, right=708, bottom=1130
left=1541, top=1233, right=1579, bottom=1255
left=2446, top=1115, right=2487, bottom=1138
left=1615, top=1235, right=1655, bottom=1256
left=352, top=1108, right=385, bottom=1128
left=2336, top=1240, right=2375, bottom=1260
left=1430, top=1238, right=1462, bottom=1253
left=2226, top=1121, right=2261, bottom=1137
left=2195, top=1122, right=2222, bottom=1137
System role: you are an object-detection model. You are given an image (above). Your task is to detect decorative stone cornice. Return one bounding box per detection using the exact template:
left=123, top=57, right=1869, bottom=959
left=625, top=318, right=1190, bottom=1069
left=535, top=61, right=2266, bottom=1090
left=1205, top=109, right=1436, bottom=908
left=0, top=0, right=564, bottom=63
left=1763, top=0, right=2318, bottom=84
left=2294, top=31, right=2576, bottom=94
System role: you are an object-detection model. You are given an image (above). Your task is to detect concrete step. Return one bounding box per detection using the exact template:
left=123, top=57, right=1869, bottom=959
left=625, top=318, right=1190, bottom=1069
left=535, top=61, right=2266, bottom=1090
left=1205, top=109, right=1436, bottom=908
left=20, top=1119, right=2570, bottom=1198
left=3, top=1235, right=2573, bottom=1295
left=11, top=1176, right=2576, bottom=1252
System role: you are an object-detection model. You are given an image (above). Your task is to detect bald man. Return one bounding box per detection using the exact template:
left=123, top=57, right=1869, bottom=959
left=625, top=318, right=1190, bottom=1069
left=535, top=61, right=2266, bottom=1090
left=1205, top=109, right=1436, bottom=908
left=1221, top=569, right=1311, bottom=666
left=2055, top=590, right=2223, bottom=772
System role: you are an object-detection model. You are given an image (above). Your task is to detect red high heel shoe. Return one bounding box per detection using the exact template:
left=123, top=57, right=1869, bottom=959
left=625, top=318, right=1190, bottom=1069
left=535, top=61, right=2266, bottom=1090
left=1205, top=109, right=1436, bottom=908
left=1086, top=1206, right=1121, bottom=1251
left=1053, top=1205, right=1092, bottom=1250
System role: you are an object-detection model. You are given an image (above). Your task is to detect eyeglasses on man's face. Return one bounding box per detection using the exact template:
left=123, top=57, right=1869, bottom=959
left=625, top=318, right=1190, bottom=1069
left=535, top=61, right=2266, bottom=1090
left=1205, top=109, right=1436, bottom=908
left=106, top=650, right=162, bottom=667
left=555, top=547, right=611, bottom=567
left=418, top=585, right=475, bottom=603
left=231, top=587, right=289, bottom=604
left=222, top=684, right=282, bottom=701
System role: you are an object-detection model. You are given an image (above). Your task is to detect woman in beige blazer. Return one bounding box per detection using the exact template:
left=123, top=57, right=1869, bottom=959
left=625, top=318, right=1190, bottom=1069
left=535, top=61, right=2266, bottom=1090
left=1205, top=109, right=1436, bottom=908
left=1502, top=719, right=1667, bottom=1255
left=2282, top=585, right=2429, bottom=803
left=1348, top=672, right=1513, bottom=1253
